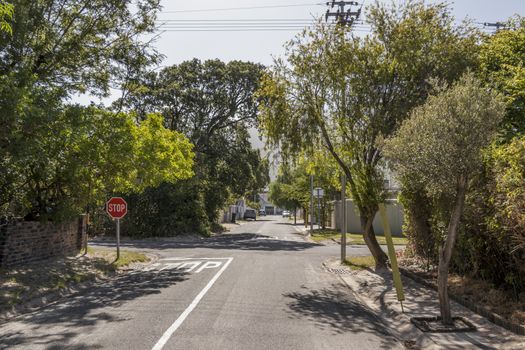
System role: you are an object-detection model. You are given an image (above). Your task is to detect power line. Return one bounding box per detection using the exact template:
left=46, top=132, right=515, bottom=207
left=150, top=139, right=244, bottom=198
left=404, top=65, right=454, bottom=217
left=161, top=3, right=324, bottom=14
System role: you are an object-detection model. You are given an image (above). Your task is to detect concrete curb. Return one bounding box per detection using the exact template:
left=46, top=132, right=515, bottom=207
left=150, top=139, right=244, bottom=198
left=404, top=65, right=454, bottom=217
left=399, top=267, right=525, bottom=336
left=0, top=251, right=160, bottom=324
left=322, top=259, right=439, bottom=350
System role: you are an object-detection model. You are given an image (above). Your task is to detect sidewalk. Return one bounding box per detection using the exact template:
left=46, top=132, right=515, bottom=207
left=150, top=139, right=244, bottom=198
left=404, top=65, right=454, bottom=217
left=325, top=258, right=525, bottom=349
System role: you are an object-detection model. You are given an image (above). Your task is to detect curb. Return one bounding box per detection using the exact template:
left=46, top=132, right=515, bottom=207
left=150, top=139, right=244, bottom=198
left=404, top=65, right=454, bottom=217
left=322, top=259, right=438, bottom=349
left=0, top=252, right=160, bottom=324
left=399, top=268, right=525, bottom=336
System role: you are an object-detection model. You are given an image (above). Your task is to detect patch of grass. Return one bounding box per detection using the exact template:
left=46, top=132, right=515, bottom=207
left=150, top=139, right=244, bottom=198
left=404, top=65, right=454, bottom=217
left=0, top=247, right=150, bottom=313
left=86, top=247, right=149, bottom=270
left=311, top=229, right=408, bottom=245
left=344, top=256, right=376, bottom=270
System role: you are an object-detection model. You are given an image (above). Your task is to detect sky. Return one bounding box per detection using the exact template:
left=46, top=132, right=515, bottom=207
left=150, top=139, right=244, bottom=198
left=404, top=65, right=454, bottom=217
left=77, top=0, right=525, bottom=171
left=153, top=0, right=525, bottom=67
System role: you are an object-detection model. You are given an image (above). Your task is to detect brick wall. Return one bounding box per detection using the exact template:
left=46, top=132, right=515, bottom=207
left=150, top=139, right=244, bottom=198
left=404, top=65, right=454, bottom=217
left=0, top=215, right=87, bottom=268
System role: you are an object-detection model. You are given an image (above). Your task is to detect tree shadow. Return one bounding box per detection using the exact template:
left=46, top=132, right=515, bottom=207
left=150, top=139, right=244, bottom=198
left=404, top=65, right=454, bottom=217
left=283, top=283, right=400, bottom=349
left=0, top=269, right=189, bottom=349
left=97, top=233, right=321, bottom=252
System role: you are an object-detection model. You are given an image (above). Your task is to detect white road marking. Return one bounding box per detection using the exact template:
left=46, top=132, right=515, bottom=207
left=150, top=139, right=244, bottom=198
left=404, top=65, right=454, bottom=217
left=195, top=261, right=222, bottom=273
left=151, top=257, right=234, bottom=350
left=177, top=261, right=201, bottom=272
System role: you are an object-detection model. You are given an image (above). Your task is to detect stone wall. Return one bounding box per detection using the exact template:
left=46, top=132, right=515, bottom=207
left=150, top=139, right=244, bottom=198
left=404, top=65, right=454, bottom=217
left=0, top=216, right=87, bottom=268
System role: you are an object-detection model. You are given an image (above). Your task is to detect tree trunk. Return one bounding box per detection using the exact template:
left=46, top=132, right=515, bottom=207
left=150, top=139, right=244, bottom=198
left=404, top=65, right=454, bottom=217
left=294, top=208, right=297, bottom=225
left=438, top=175, right=468, bottom=325
left=360, top=211, right=388, bottom=270
left=304, top=208, right=308, bottom=227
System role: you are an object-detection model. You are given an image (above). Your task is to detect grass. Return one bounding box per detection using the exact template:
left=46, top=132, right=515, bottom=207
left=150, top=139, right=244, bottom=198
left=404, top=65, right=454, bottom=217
left=86, top=247, right=149, bottom=271
left=0, top=247, right=150, bottom=313
left=310, top=229, right=408, bottom=245
left=344, top=256, right=376, bottom=270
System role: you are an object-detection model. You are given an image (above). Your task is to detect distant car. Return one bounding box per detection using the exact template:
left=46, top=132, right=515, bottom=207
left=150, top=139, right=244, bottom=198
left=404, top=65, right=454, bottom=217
left=244, top=208, right=257, bottom=220
left=282, top=210, right=290, bottom=218
left=259, top=209, right=266, bottom=216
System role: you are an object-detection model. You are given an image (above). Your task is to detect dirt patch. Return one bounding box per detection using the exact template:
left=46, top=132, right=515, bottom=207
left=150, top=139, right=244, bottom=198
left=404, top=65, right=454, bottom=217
left=0, top=247, right=151, bottom=320
left=400, top=256, right=525, bottom=328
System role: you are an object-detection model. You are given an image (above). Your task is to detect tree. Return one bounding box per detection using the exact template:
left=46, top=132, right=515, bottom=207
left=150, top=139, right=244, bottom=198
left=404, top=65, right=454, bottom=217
left=479, top=16, right=525, bottom=139
left=120, top=59, right=268, bottom=222
left=0, top=1, right=13, bottom=34
left=257, top=1, right=477, bottom=269
left=384, top=73, right=505, bottom=324
left=0, top=106, right=194, bottom=221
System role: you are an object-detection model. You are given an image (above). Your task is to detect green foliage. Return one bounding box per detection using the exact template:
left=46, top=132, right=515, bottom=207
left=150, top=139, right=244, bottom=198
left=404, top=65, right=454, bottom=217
left=479, top=16, right=525, bottom=139
left=0, top=1, right=13, bottom=34
left=120, top=59, right=269, bottom=223
left=452, top=136, right=525, bottom=295
left=258, top=0, right=478, bottom=267
left=385, top=73, right=505, bottom=199
left=269, top=154, right=338, bottom=227
left=120, top=180, right=209, bottom=237
left=0, top=0, right=160, bottom=98
left=0, top=106, right=194, bottom=221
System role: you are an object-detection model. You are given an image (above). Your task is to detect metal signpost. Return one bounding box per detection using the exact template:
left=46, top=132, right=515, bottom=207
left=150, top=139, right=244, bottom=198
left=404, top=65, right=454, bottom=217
left=106, top=197, right=128, bottom=260
left=378, top=203, right=405, bottom=311
left=314, top=187, right=324, bottom=229
left=341, top=175, right=347, bottom=263
left=310, top=175, right=314, bottom=235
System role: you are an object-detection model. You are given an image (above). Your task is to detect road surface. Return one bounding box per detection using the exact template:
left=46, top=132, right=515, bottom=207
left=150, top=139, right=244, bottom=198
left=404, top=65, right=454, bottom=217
left=0, top=216, right=402, bottom=350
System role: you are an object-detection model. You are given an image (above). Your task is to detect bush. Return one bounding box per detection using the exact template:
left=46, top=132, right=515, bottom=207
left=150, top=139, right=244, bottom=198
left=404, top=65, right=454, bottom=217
left=119, top=180, right=209, bottom=237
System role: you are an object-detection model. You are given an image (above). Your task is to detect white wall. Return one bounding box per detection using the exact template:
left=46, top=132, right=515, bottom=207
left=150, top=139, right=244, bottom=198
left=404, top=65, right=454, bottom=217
left=332, top=199, right=404, bottom=236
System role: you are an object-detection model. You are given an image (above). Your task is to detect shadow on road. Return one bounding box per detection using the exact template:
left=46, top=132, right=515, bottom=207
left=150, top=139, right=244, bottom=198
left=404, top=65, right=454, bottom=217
left=103, top=233, right=321, bottom=252
left=0, top=269, right=189, bottom=349
left=283, top=283, right=400, bottom=349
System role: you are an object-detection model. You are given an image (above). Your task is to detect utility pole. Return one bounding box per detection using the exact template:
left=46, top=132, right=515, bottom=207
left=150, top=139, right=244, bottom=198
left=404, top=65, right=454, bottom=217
left=310, top=175, right=314, bottom=235
left=325, top=1, right=361, bottom=26
left=341, top=174, right=347, bottom=263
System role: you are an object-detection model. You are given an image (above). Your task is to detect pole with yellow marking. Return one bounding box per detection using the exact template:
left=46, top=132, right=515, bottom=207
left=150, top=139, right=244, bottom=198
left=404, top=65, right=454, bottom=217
left=378, top=203, right=405, bottom=312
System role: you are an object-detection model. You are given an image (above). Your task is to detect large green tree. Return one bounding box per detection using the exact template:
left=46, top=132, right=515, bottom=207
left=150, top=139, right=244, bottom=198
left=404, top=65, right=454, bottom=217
left=479, top=16, right=525, bottom=139
left=384, top=73, right=505, bottom=325
left=1, top=106, right=194, bottom=220
left=120, top=59, right=269, bottom=222
left=257, top=0, right=477, bottom=268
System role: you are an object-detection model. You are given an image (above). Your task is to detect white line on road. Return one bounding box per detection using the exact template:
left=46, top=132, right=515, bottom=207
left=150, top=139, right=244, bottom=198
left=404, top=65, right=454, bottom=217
left=151, top=257, right=234, bottom=350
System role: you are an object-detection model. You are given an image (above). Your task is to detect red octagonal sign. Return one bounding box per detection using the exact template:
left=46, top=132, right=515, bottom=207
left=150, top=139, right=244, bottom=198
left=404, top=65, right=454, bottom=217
left=106, top=197, right=127, bottom=219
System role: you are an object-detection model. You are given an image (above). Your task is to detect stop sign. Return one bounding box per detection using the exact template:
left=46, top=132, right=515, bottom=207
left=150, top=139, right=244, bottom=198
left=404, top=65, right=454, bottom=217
left=106, top=197, right=127, bottom=219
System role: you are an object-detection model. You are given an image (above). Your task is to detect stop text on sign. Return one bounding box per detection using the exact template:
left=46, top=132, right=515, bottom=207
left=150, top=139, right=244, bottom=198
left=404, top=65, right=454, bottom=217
left=106, top=197, right=128, bottom=219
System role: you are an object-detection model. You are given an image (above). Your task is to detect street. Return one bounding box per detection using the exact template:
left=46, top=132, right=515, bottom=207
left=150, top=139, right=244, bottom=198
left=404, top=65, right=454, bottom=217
left=0, top=216, right=402, bottom=350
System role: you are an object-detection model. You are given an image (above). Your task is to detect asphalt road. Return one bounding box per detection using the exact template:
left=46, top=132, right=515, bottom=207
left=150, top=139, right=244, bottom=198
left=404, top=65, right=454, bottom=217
left=0, top=216, right=402, bottom=350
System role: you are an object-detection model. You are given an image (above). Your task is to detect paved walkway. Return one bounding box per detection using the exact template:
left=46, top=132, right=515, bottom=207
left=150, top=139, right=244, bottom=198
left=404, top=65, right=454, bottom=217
left=327, top=259, right=525, bottom=349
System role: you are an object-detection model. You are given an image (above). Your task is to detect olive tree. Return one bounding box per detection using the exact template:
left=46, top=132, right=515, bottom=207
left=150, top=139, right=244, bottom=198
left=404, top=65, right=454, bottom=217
left=384, top=73, right=505, bottom=324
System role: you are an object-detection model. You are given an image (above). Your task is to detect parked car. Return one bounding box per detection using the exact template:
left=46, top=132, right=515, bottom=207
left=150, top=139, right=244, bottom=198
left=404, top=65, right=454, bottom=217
left=244, top=208, right=257, bottom=221
left=258, top=209, right=266, bottom=216
left=282, top=210, right=290, bottom=218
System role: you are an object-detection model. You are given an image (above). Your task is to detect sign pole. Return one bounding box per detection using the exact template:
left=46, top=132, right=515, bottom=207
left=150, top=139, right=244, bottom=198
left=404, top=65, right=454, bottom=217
left=310, top=175, right=314, bottom=235
left=341, top=174, right=347, bottom=263
left=317, top=190, right=321, bottom=230
left=379, top=203, right=405, bottom=311
left=106, top=197, right=127, bottom=261
left=116, top=218, right=120, bottom=260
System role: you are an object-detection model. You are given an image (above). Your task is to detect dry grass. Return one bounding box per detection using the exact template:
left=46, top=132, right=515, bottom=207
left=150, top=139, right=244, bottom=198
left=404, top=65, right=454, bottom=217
left=0, top=247, right=150, bottom=313
left=399, top=256, right=525, bottom=326
left=344, top=255, right=376, bottom=270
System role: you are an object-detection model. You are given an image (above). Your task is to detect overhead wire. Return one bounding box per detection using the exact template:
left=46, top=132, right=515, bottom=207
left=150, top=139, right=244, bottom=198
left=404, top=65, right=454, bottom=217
left=161, top=3, right=325, bottom=14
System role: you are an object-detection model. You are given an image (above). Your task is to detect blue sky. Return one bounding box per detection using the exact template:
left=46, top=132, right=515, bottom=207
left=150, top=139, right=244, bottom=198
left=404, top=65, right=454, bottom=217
left=153, top=0, right=525, bottom=67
